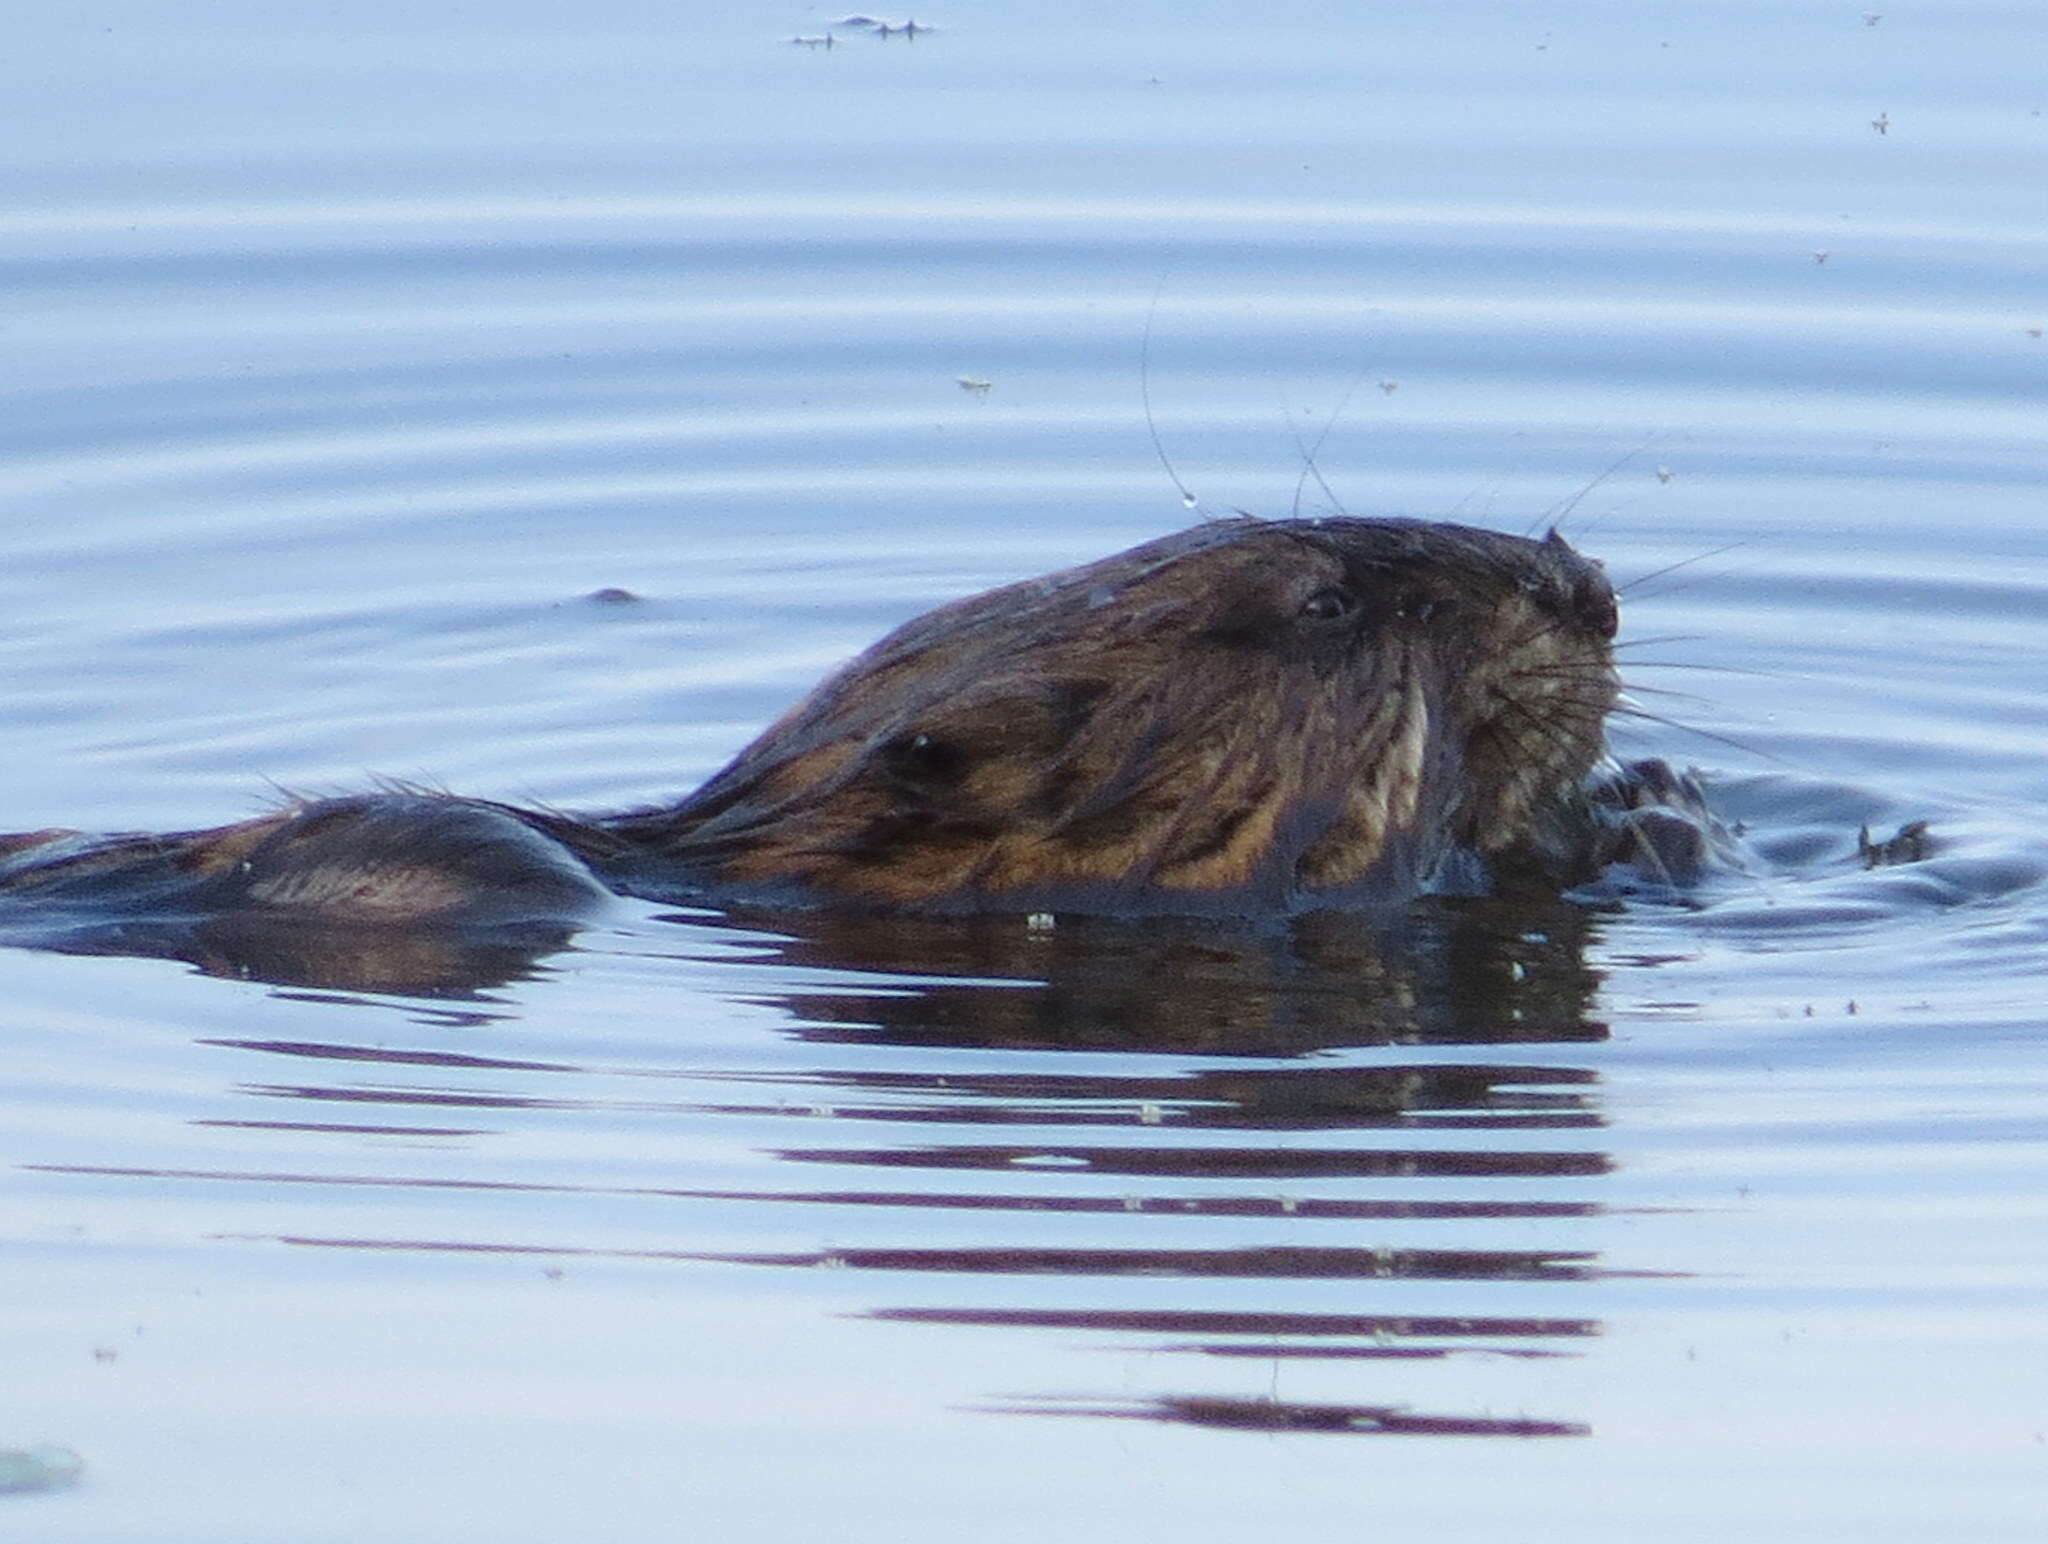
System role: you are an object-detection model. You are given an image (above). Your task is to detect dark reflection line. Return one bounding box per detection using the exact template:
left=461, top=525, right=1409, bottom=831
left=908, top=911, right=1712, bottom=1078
left=729, top=1191, right=1614, bottom=1219
left=221, top=1085, right=1600, bottom=1132
left=25, top=1165, right=1626, bottom=1220
left=202, top=1048, right=1602, bottom=1133
left=242, top=1084, right=566, bottom=1110
left=865, top=1307, right=1598, bottom=1338
left=729, top=1191, right=1612, bottom=1219
left=981, top=1394, right=1588, bottom=1438
left=706, top=1103, right=1597, bottom=1131
left=710, top=1245, right=1618, bottom=1281
left=266, top=997, right=515, bottom=1029
left=195, top=1121, right=487, bottom=1137
left=695, top=1063, right=1602, bottom=1130
left=780, top=1144, right=1610, bottom=1178
left=1172, top=1344, right=1573, bottom=1360
left=217, top=1082, right=1606, bottom=1134
left=723, top=1065, right=1603, bottom=1091
left=265, top=1234, right=1640, bottom=1282
left=200, top=1038, right=575, bottom=1073
left=207, top=1043, right=1601, bottom=1103
left=208, top=1083, right=1604, bottom=1131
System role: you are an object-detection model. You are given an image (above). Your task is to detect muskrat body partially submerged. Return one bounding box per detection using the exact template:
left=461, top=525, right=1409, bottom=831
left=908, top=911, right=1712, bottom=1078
left=0, top=517, right=1623, bottom=925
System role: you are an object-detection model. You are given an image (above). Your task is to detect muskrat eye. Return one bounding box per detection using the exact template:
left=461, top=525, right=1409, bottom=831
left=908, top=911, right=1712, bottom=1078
left=879, top=730, right=969, bottom=786
left=1298, top=586, right=1361, bottom=625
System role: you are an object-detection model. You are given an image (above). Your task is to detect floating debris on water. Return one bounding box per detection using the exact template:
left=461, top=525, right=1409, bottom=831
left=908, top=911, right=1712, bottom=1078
left=0, top=1446, right=83, bottom=1495
left=831, top=15, right=936, bottom=39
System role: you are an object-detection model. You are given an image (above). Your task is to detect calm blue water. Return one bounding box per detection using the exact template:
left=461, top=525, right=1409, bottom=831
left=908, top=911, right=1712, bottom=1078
left=5, top=4, right=2048, bottom=1541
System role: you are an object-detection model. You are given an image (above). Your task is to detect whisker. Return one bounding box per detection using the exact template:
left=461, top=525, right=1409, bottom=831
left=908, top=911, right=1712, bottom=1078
left=1611, top=681, right=1725, bottom=709
left=1612, top=632, right=1709, bottom=649
left=1534, top=436, right=1670, bottom=535
left=1616, top=543, right=1751, bottom=600
left=1619, top=660, right=1777, bottom=679
left=1284, top=371, right=1370, bottom=519
left=1141, top=284, right=1200, bottom=515
left=1605, top=705, right=1787, bottom=766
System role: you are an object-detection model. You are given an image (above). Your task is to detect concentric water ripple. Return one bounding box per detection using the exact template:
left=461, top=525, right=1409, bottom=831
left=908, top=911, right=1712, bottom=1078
left=7, top=5, right=2048, bottom=1541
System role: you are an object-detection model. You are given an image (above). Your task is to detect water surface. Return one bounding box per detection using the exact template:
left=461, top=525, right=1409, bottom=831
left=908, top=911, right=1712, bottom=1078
left=5, top=4, right=2048, bottom=1541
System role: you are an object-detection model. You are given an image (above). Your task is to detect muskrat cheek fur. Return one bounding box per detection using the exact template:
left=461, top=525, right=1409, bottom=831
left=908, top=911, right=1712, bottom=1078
left=0, top=517, right=1620, bottom=924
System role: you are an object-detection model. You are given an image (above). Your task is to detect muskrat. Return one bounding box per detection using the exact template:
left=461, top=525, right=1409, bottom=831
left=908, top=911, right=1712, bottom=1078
left=0, top=517, right=1628, bottom=926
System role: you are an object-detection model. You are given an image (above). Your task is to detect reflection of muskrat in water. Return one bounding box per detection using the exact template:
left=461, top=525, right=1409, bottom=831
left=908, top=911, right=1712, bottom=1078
left=0, top=517, right=1628, bottom=925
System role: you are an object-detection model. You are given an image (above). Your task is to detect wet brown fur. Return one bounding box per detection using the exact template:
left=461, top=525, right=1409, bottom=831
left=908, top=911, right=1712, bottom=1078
left=0, top=517, right=1621, bottom=923
left=591, top=516, right=1620, bottom=912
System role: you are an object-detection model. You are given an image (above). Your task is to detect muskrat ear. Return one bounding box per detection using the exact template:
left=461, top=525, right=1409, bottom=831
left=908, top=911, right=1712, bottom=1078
left=1536, top=531, right=1617, bottom=637
left=877, top=730, right=971, bottom=788
left=1574, top=576, right=1619, bottom=639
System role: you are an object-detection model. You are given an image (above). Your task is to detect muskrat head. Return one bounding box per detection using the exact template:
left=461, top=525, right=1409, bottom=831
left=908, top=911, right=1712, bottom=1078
left=640, top=517, right=1619, bottom=913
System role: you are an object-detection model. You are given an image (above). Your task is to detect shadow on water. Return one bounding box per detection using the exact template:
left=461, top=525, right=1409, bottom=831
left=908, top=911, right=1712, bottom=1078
left=0, top=905, right=584, bottom=997
left=727, top=898, right=1614, bottom=1057
left=27, top=893, right=1646, bottom=1439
